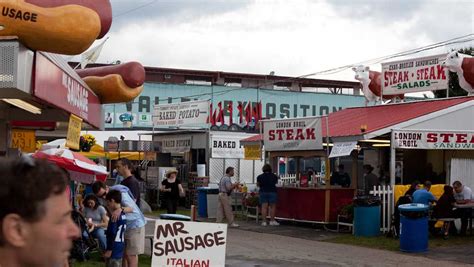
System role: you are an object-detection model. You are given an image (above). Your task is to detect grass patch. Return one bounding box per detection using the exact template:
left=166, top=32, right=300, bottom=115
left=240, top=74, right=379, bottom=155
left=325, top=233, right=474, bottom=251
left=145, top=208, right=191, bottom=218
left=72, top=251, right=151, bottom=267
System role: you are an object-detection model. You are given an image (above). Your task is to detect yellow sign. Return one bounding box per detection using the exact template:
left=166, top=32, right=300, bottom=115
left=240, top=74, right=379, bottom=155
left=244, top=145, right=261, bottom=160
left=66, top=114, right=83, bottom=150
left=11, top=129, right=36, bottom=153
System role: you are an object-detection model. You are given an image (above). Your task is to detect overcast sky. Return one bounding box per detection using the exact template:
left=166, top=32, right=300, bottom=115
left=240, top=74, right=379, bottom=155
left=87, top=0, right=473, bottom=82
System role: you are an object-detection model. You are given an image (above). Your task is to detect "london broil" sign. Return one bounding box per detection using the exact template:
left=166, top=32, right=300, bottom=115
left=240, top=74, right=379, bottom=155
left=393, top=130, right=474, bottom=150
left=263, top=117, right=323, bottom=151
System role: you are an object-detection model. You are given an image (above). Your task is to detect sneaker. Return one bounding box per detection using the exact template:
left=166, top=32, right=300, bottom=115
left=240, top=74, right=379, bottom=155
left=269, top=220, right=280, bottom=226
left=261, top=221, right=268, bottom=226
left=230, top=223, right=239, bottom=228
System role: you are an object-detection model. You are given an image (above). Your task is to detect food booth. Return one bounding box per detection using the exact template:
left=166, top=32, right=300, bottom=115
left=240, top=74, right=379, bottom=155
left=261, top=116, right=357, bottom=223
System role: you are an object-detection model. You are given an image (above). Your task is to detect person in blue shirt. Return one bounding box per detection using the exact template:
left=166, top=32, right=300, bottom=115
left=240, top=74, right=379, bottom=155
left=104, top=190, right=127, bottom=267
left=413, top=181, right=437, bottom=206
left=92, top=181, right=146, bottom=267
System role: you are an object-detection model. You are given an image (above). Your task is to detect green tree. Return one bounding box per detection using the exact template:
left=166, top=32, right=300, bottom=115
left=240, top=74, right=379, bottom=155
left=434, top=47, right=473, bottom=98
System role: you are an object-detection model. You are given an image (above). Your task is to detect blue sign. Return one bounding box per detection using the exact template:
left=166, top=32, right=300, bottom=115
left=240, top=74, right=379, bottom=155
left=103, top=83, right=366, bottom=129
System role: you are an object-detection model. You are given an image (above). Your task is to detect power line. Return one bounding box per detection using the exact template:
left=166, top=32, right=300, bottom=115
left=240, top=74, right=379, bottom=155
left=103, top=34, right=473, bottom=105
left=113, top=0, right=159, bottom=18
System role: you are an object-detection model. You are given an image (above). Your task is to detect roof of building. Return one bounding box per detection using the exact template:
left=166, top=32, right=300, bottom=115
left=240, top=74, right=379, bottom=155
left=241, top=96, right=474, bottom=142
left=323, top=96, right=474, bottom=138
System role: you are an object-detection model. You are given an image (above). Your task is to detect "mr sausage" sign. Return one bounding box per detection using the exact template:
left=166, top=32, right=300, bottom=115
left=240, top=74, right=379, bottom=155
left=152, top=221, right=228, bottom=267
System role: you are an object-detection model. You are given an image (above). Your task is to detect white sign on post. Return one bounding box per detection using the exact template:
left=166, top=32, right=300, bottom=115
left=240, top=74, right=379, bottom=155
left=153, top=100, right=209, bottom=127
left=152, top=221, right=228, bottom=267
left=263, top=117, right=323, bottom=151
left=382, top=53, right=448, bottom=95
left=329, top=141, right=357, bottom=158
left=161, top=137, right=192, bottom=153
left=211, top=136, right=245, bottom=158
left=393, top=130, right=474, bottom=150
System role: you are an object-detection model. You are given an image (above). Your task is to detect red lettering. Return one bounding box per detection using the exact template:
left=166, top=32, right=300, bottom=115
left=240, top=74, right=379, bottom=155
left=439, top=133, right=454, bottom=143
left=384, top=72, right=390, bottom=87
left=470, top=135, right=474, bottom=144
left=426, top=133, right=437, bottom=142
left=295, top=129, right=305, bottom=140
left=456, top=134, right=468, bottom=143
left=276, top=129, right=284, bottom=140
left=286, top=129, right=294, bottom=140
left=437, top=65, right=446, bottom=79
left=306, top=128, right=315, bottom=139
left=429, top=66, right=436, bottom=79
left=403, top=71, right=409, bottom=82
left=397, top=71, right=404, bottom=83
left=423, top=68, right=428, bottom=79
left=269, top=130, right=275, bottom=141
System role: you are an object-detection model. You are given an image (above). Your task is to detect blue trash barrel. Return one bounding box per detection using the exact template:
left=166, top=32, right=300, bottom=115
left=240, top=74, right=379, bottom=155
left=399, top=203, right=429, bottom=252
left=160, top=214, right=191, bottom=221
left=197, top=187, right=209, bottom=217
left=353, top=205, right=381, bottom=237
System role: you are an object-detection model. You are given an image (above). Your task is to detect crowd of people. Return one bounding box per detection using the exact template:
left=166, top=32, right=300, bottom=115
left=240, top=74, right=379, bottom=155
left=399, top=180, right=473, bottom=237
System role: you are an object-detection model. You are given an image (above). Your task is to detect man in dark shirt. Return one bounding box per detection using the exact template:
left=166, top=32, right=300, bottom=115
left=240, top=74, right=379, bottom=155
left=331, top=164, right=351, bottom=188
left=117, top=158, right=141, bottom=207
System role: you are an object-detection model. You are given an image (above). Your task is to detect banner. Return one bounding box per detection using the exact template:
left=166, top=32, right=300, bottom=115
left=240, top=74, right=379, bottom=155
left=263, top=117, right=323, bottom=151
left=211, top=135, right=244, bottom=158
left=329, top=141, right=357, bottom=158
left=161, top=137, right=192, bottom=153
left=244, top=145, right=262, bottom=160
left=382, top=53, right=448, bottom=95
left=393, top=130, right=474, bottom=150
left=152, top=220, right=227, bottom=267
left=153, top=100, right=209, bottom=127
left=66, top=114, right=83, bottom=150
left=10, top=129, right=36, bottom=153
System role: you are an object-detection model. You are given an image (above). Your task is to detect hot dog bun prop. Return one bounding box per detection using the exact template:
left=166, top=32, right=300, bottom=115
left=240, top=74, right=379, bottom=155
left=25, top=0, right=112, bottom=39
left=76, top=62, right=145, bottom=104
left=0, top=0, right=112, bottom=55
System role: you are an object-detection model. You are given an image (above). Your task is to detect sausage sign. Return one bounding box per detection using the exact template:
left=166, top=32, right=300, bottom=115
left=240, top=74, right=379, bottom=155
left=152, top=221, right=227, bottom=267
left=382, top=53, right=448, bottom=95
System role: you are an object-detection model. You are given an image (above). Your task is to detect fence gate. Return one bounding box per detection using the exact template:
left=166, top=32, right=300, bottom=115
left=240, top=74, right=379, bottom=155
left=370, top=185, right=394, bottom=233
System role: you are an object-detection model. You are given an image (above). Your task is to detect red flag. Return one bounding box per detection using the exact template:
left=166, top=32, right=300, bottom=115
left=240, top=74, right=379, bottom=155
left=216, top=102, right=224, bottom=124
left=228, top=101, right=233, bottom=125
left=237, top=102, right=243, bottom=124
left=245, top=101, right=252, bottom=125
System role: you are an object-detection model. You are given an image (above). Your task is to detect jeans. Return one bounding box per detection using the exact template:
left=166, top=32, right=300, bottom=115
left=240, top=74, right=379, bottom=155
left=166, top=198, right=179, bottom=214
left=90, top=227, right=107, bottom=251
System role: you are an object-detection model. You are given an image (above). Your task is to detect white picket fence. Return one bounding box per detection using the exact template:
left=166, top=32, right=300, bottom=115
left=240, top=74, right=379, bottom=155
left=369, top=185, right=394, bottom=233
left=279, top=174, right=297, bottom=185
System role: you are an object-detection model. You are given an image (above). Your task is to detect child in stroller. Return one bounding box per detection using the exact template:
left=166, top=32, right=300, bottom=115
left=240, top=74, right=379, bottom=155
left=70, top=209, right=98, bottom=262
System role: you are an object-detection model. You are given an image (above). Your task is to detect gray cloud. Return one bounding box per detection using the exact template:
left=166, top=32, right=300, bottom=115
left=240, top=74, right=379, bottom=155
left=325, top=0, right=473, bottom=42
left=109, top=0, right=252, bottom=31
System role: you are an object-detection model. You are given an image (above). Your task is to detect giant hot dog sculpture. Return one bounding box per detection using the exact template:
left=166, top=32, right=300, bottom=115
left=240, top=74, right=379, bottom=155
left=76, top=62, right=145, bottom=104
left=0, top=0, right=112, bottom=54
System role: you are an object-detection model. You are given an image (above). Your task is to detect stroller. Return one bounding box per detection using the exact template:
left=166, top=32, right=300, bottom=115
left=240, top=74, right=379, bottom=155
left=70, top=209, right=98, bottom=262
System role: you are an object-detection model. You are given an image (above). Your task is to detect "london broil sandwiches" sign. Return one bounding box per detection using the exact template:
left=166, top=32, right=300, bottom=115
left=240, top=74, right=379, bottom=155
left=263, top=117, right=323, bottom=151
left=393, top=130, right=474, bottom=150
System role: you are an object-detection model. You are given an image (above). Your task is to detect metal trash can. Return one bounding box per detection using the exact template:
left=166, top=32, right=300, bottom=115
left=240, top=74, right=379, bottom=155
left=398, top=203, right=429, bottom=252
left=206, top=188, right=219, bottom=219
left=159, top=214, right=191, bottom=221
left=353, top=196, right=381, bottom=237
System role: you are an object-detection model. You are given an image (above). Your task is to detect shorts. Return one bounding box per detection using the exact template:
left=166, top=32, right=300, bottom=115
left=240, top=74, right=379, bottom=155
left=124, top=226, right=145, bottom=255
left=107, top=258, right=122, bottom=267
left=259, top=192, right=277, bottom=204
